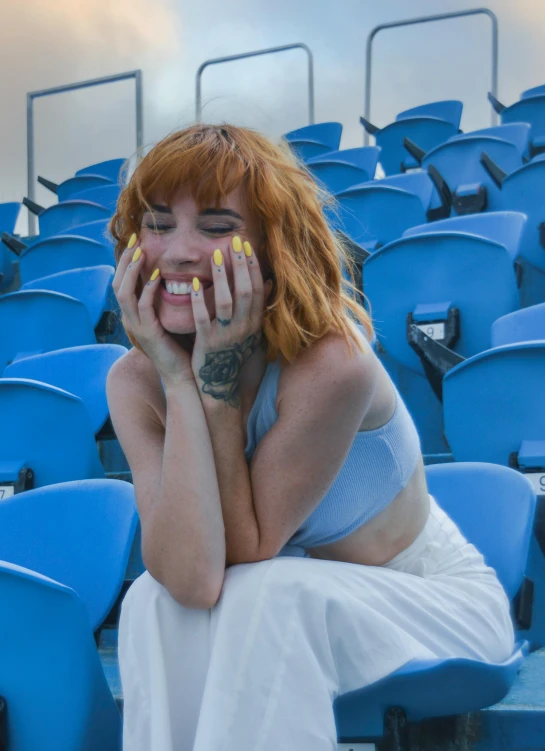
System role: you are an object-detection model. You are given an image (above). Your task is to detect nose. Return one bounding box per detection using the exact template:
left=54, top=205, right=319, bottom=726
left=161, top=225, right=203, bottom=267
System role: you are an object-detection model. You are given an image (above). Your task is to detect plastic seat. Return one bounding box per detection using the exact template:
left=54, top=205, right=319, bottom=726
left=334, top=462, right=535, bottom=744
left=305, top=147, right=380, bottom=194
left=283, top=122, right=343, bottom=162
left=57, top=217, right=114, bottom=247
left=3, top=344, right=127, bottom=434
left=492, top=303, right=545, bottom=347
left=0, top=479, right=137, bottom=630
left=0, top=289, right=96, bottom=369
left=69, top=183, right=121, bottom=212
left=55, top=174, right=115, bottom=202
left=490, top=91, right=545, bottom=155
left=0, top=560, right=121, bottom=750
left=18, top=235, right=114, bottom=284
left=361, top=100, right=462, bottom=176
left=76, top=157, right=126, bottom=182
left=0, top=201, right=21, bottom=288
left=35, top=200, right=111, bottom=238
left=334, top=172, right=438, bottom=259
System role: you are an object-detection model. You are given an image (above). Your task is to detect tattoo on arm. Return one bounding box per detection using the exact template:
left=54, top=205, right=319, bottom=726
left=198, top=332, right=262, bottom=407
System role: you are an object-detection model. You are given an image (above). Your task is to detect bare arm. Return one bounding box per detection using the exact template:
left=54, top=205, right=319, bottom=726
left=107, top=353, right=226, bottom=609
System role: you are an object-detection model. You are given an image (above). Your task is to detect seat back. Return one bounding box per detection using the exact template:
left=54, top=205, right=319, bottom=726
left=0, top=290, right=96, bottom=368
left=0, top=561, right=121, bottom=750
left=57, top=174, right=114, bottom=202
left=70, top=184, right=121, bottom=212
left=38, top=200, right=111, bottom=238
left=459, top=123, right=531, bottom=156
left=443, top=342, right=545, bottom=465
left=76, top=157, right=126, bottom=182
left=501, top=98, right=545, bottom=143
left=0, top=479, right=137, bottom=630
left=522, top=84, right=545, bottom=99
left=426, top=462, right=536, bottom=599
left=396, top=100, right=463, bottom=128
left=377, top=118, right=459, bottom=175
left=3, top=344, right=127, bottom=434
left=18, top=236, right=114, bottom=284
left=492, top=303, right=545, bottom=347
left=0, top=201, right=21, bottom=233
left=364, top=233, right=520, bottom=373
left=306, top=147, right=380, bottom=194
left=283, top=122, right=343, bottom=161
left=57, top=218, right=114, bottom=247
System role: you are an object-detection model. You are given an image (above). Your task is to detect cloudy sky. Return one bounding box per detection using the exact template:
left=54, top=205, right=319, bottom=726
left=1, top=0, right=544, bottom=230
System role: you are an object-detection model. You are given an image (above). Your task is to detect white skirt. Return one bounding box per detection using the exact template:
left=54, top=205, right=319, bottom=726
left=118, top=496, right=514, bottom=751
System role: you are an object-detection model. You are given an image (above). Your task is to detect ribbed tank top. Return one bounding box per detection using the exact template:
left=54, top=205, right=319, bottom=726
left=244, top=334, right=422, bottom=558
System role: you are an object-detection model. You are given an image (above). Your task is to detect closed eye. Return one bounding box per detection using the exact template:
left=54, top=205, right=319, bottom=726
left=144, top=223, right=173, bottom=232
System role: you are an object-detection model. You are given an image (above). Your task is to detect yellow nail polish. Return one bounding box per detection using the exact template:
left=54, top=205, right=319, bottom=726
left=232, top=236, right=242, bottom=253
left=132, top=247, right=142, bottom=263
left=150, top=268, right=160, bottom=281
left=127, top=233, right=137, bottom=249
left=192, top=277, right=200, bottom=292
left=213, top=248, right=223, bottom=266
left=243, top=241, right=253, bottom=257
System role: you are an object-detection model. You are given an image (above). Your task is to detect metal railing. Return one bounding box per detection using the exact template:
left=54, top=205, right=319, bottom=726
left=363, top=8, right=499, bottom=145
left=26, top=70, right=143, bottom=235
left=196, top=43, right=314, bottom=124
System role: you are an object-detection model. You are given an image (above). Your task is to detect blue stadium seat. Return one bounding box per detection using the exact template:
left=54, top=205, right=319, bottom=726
left=334, top=172, right=440, bottom=259
left=283, top=122, right=343, bottom=162
left=18, top=236, right=114, bottom=284
left=0, top=560, right=121, bottom=750
left=3, top=344, right=127, bottom=435
left=305, top=147, right=380, bottom=194
left=40, top=173, right=115, bottom=202
left=21, top=265, right=116, bottom=329
left=0, top=202, right=21, bottom=288
left=76, top=157, right=126, bottom=183
left=522, top=84, right=545, bottom=99
left=420, top=123, right=530, bottom=216
left=69, top=183, right=121, bottom=212
left=0, top=378, right=104, bottom=490
left=334, top=462, right=534, bottom=744
left=0, top=479, right=137, bottom=630
left=0, top=289, right=96, bottom=368
left=492, top=303, right=545, bottom=347
left=27, top=199, right=111, bottom=239
left=57, top=217, right=114, bottom=247
left=490, top=90, right=545, bottom=156
left=361, top=100, right=462, bottom=176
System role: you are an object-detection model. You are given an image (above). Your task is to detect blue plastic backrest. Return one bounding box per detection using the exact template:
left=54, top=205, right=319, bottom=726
left=21, top=265, right=115, bottom=327
left=284, top=122, right=342, bottom=150
left=18, top=235, right=114, bottom=284
left=455, top=123, right=531, bottom=156
left=426, top=462, right=535, bottom=599
left=0, top=378, right=104, bottom=487
left=494, top=158, right=545, bottom=273
left=76, top=157, right=126, bottom=183
left=306, top=147, right=381, bottom=194
left=376, top=118, right=459, bottom=176
left=522, top=84, right=545, bottom=99
left=3, top=344, right=127, bottom=434
left=38, top=200, right=111, bottom=238
left=491, top=303, right=545, bottom=347
left=69, top=184, right=121, bottom=212
left=57, top=218, right=114, bottom=247
left=0, top=479, right=137, bottom=630
left=501, top=99, right=545, bottom=143
left=0, top=560, right=121, bottom=750
left=403, top=211, right=527, bottom=263
left=57, top=174, right=114, bottom=202
left=396, top=100, right=463, bottom=128
left=364, top=233, right=520, bottom=373
left=0, top=290, right=96, bottom=369
left=443, top=342, right=545, bottom=465
left=0, top=201, right=21, bottom=233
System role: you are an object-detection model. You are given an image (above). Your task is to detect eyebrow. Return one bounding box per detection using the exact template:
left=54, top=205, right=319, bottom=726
left=149, top=204, right=173, bottom=214
left=199, top=208, right=243, bottom=220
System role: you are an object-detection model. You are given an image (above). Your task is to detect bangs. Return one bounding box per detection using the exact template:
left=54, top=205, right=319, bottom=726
left=133, top=126, right=251, bottom=213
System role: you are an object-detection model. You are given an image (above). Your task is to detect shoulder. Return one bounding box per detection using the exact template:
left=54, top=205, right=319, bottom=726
left=276, top=323, right=378, bottom=417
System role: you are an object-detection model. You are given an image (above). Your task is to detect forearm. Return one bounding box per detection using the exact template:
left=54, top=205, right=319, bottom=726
left=200, top=394, right=261, bottom=566
left=146, top=379, right=226, bottom=606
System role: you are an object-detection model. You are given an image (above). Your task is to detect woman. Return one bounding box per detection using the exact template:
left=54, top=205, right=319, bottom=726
left=107, top=124, right=514, bottom=751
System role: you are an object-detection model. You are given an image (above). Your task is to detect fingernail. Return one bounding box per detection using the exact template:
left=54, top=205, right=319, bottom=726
left=127, top=233, right=137, bottom=249
left=132, top=247, right=142, bottom=263
left=243, top=241, right=253, bottom=257
left=150, top=268, right=160, bottom=281
left=213, top=248, right=223, bottom=267
left=192, top=277, right=201, bottom=292
left=232, top=236, right=242, bottom=253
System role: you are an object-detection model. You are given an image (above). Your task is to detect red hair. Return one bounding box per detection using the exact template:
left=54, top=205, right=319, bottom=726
left=110, top=123, right=372, bottom=362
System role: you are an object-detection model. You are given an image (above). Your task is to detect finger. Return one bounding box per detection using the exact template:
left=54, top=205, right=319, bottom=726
left=138, top=267, right=162, bottom=329
left=191, top=276, right=211, bottom=333
left=230, top=235, right=254, bottom=321
left=113, top=233, right=139, bottom=294
left=241, top=240, right=266, bottom=320
left=116, top=245, right=145, bottom=330
left=210, top=248, right=233, bottom=327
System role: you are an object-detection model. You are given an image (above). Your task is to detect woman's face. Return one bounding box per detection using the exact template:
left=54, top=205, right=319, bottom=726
left=139, top=186, right=264, bottom=337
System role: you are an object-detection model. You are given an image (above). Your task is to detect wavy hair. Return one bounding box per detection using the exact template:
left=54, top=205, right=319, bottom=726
left=110, top=123, right=373, bottom=362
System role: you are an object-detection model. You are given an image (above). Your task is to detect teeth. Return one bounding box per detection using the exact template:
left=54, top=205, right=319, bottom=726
left=165, top=281, right=192, bottom=295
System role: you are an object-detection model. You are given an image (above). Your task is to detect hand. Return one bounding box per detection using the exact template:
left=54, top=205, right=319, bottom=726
left=190, top=237, right=272, bottom=408
left=113, top=239, right=194, bottom=385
